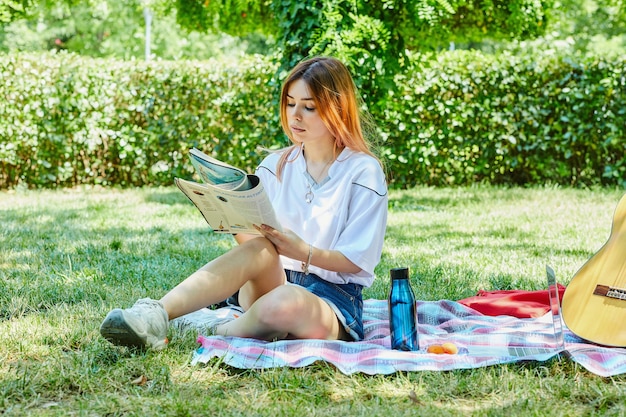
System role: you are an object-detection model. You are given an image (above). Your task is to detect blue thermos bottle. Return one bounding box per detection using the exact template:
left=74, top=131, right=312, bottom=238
left=388, top=267, right=419, bottom=351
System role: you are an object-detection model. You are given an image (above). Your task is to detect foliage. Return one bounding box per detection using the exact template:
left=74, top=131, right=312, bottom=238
left=400, top=0, right=550, bottom=47
left=0, top=0, right=87, bottom=23
left=0, top=52, right=281, bottom=188
left=174, top=0, right=277, bottom=36
left=0, top=0, right=36, bottom=23
left=171, top=0, right=553, bottom=105
left=1, top=48, right=625, bottom=190
left=0, top=0, right=276, bottom=61
left=548, top=0, right=626, bottom=41
left=0, top=0, right=564, bottom=110
left=542, top=0, right=626, bottom=59
left=4, top=0, right=623, bottom=64
left=382, top=46, right=626, bottom=188
left=0, top=0, right=255, bottom=60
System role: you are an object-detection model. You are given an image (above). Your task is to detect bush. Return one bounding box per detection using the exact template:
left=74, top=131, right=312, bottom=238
left=0, top=52, right=282, bottom=188
left=381, top=49, right=626, bottom=188
left=0, top=50, right=624, bottom=189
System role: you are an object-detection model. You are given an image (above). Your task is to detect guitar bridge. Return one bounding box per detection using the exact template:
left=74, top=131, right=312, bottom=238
left=593, top=285, right=626, bottom=300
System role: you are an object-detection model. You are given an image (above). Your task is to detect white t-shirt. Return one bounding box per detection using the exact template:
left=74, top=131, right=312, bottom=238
left=255, top=146, right=388, bottom=287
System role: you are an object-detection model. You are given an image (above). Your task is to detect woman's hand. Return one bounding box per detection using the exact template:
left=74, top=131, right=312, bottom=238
left=254, top=224, right=308, bottom=262
left=254, top=224, right=362, bottom=274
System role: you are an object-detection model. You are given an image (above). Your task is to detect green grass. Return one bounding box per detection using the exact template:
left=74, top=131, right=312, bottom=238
left=1, top=185, right=625, bottom=416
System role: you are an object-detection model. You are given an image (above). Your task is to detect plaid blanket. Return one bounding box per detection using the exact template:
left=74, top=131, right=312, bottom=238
left=173, top=299, right=626, bottom=377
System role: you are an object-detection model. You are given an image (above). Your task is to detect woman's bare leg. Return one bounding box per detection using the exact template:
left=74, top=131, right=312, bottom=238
left=160, top=236, right=285, bottom=320
left=215, top=284, right=350, bottom=341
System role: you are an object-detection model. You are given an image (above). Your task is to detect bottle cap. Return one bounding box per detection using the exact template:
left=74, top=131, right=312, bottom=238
left=390, top=267, right=409, bottom=280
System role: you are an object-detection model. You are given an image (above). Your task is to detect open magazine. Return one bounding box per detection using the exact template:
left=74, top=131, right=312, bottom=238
left=175, top=148, right=281, bottom=234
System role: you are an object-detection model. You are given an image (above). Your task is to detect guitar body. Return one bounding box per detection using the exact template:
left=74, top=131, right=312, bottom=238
left=562, top=194, right=626, bottom=347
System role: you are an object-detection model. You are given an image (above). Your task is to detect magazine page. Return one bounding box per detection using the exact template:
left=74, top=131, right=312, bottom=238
left=175, top=175, right=282, bottom=234
left=189, top=148, right=252, bottom=191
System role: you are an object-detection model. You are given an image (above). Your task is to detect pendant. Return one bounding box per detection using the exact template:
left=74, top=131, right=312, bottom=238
left=305, top=180, right=314, bottom=203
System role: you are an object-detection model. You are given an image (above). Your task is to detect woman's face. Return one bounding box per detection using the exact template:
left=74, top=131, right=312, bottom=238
left=286, top=79, right=334, bottom=146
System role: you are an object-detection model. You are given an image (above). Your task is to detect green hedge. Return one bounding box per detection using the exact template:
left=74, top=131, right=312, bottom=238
left=0, top=53, right=282, bottom=188
left=1, top=50, right=625, bottom=189
left=385, top=50, right=626, bottom=187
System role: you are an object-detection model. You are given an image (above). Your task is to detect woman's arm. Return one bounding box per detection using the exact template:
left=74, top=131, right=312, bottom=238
left=307, top=244, right=361, bottom=274
left=254, top=225, right=361, bottom=274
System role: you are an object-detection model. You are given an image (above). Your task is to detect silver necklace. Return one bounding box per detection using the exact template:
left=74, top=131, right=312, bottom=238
left=305, top=158, right=333, bottom=203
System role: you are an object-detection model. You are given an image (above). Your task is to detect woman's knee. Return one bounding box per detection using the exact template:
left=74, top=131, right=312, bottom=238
left=252, top=286, right=305, bottom=327
left=240, top=236, right=279, bottom=259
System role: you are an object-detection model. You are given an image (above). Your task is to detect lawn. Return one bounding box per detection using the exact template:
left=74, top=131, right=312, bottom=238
left=1, top=185, right=625, bottom=416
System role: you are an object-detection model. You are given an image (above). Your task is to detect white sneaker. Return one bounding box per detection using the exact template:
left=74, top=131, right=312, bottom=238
left=100, top=298, right=169, bottom=350
left=171, top=306, right=243, bottom=335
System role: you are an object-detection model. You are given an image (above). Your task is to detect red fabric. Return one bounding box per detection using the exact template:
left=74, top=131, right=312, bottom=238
left=457, top=284, right=567, bottom=318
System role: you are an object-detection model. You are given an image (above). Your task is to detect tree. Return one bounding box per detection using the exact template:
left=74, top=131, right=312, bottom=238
left=3, top=0, right=555, bottom=112
left=0, top=0, right=84, bottom=23
left=0, top=0, right=258, bottom=59
left=172, top=0, right=553, bottom=104
left=546, top=0, right=626, bottom=55
left=1, top=0, right=36, bottom=22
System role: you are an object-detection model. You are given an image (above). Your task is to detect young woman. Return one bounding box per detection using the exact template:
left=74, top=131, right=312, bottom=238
left=100, top=57, right=388, bottom=350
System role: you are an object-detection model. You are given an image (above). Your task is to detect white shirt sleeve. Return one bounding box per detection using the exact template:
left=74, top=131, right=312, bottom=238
left=333, top=162, right=388, bottom=280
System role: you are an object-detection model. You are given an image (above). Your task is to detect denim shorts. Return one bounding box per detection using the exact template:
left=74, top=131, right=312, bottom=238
left=285, top=270, right=364, bottom=341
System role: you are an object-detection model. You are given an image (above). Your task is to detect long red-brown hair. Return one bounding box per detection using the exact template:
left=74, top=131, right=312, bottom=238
left=275, top=57, right=382, bottom=179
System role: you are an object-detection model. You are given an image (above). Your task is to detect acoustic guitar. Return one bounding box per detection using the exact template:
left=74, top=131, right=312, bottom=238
left=562, top=193, right=626, bottom=347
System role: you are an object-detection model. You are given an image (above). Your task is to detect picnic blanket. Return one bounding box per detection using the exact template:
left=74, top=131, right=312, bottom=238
left=172, top=299, right=626, bottom=377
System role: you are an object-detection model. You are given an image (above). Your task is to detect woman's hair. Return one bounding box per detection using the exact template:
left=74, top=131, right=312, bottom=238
left=275, top=56, right=382, bottom=179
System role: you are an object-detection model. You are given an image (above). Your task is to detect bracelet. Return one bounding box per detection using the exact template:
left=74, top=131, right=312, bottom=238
left=301, top=243, right=313, bottom=275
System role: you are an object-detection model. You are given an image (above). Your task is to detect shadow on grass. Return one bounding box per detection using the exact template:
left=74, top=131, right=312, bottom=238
left=1, top=190, right=233, bottom=321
